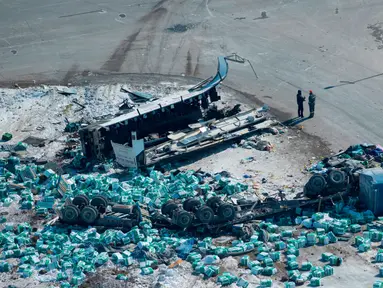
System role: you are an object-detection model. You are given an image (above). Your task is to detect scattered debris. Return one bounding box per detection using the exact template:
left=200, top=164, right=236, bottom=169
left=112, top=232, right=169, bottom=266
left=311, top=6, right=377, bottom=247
left=57, top=87, right=77, bottom=95
left=22, top=136, right=46, bottom=147
left=166, top=23, right=197, bottom=33
left=1, top=133, right=12, bottom=142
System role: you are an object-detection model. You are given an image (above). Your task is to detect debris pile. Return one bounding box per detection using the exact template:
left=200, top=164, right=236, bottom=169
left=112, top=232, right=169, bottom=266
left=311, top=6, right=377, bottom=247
left=309, top=143, right=383, bottom=174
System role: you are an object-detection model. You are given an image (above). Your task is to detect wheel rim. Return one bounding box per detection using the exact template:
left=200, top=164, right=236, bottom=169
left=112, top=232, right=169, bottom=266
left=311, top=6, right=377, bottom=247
left=80, top=206, right=98, bottom=224
left=196, top=206, right=214, bottom=223
left=63, top=205, right=79, bottom=223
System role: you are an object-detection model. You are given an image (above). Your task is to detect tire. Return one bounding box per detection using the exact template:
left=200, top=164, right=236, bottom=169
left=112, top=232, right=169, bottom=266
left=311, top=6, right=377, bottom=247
left=218, top=203, right=236, bottom=221
left=304, top=183, right=320, bottom=199
left=174, top=210, right=193, bottom=228
left=62, top=204, right=80, bottom=224
left=80, top=205, right=99, bottom=224
left=73, top=195, right=90, bottom=207
left=196, top=206, right=214, bottom=223
left=308, top=174, right=326, bottom=193
left=183, top=198, right=201, bottom=211
left=327, top=170, right=345, bottom=187
left=91, top=196, right=108, bottom=212
left=161, top=201, right=178, bottom=216
left=206, top=196, right=222, bottom=211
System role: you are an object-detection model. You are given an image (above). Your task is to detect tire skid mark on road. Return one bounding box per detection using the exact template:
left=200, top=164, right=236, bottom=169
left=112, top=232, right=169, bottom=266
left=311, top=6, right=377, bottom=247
left=100, top=30, right=141, bottom=72
left=101, top=2, right=169, bottom=72
left=62, top=63, right=79, bottom=84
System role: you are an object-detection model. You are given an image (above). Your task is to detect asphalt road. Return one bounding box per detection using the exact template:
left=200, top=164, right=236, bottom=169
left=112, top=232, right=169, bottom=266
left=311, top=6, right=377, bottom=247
left=1, top=0, right=383, bottom=150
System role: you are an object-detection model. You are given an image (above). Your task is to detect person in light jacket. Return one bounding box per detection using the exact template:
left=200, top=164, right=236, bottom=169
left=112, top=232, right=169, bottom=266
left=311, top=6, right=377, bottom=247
left=308, top=90, right=316, bottom=118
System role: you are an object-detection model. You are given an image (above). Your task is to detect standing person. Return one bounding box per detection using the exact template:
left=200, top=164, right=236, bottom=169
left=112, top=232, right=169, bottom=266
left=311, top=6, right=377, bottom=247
left=308, top=90, right=316, bottom=118
left=296, top=90, right=305, bottom=118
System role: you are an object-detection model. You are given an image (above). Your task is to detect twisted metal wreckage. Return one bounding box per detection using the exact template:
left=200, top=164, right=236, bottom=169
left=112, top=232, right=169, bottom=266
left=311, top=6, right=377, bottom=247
left=79, top=56, right=272, bottom=168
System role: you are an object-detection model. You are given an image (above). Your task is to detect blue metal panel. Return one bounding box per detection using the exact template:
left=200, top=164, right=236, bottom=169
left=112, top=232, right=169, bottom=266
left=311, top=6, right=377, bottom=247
left=360, top=168, right=383, bottom=215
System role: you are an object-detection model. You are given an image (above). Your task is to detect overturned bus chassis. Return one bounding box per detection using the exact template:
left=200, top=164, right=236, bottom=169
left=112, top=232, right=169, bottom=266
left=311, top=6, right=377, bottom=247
left=80, top=56, right=228, bottom=160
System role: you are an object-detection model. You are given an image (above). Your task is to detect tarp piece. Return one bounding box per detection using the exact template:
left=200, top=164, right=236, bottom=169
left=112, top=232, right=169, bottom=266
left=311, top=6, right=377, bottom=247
left=359, top=168, right=383, bottom=216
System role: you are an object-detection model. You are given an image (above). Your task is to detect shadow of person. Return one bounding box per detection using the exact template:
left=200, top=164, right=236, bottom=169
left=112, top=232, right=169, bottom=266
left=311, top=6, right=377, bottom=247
left=283, top=116, right=310, bottom=126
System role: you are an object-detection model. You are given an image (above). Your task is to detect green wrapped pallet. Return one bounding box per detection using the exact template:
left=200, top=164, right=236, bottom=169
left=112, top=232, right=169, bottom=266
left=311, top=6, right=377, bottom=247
left=327, top=231, right=338, bottom=243
left=286, top=238, right=298, bottom=247
left=310, top=277, right=321, bottom=287
left=372, top=231, right=383, bottom=242
left=250, top=234, right=259, bottom=243
left=251, top=266, right=263, bottom=275
left=266, top=224, right=278, bottom=233
left=379, top=266, right=383, bottom=277
left=321, top=252, right=333, bottom=262
left=269, top=233, right=281, bottom=242
left=257, top=252, right=269, bottom=261
left=316, top=228, right=325, bottom=235
left=287, top=261, right=299, bottom=270
left=263, top=257, right=274, bottom=267
left=240, top=255, right=249, bottom=266
left=329, top=255, right=343, bottom=266
left=376, top=253, right=383, bottom=262
left=260, top=279, right=272, bottom=287
left=374, top=281, right=383, bottom=288
left=318, top=235, right=330, bottom=245
left=301, top=261, right=313, bottom=271
left=262, top=267, right=277, bottom=276
left=141, top=267, right=154, bottom=275
left=350, top=224, right=361, bottom=233
left=297, top=236, right=307, bottom=248
left=358, top=241, right=371, bottom=252
left=204, top=265, right=219, bottom=277
left=288, top=270, right=300, bottom=281
left=186, top=252, right=202, bottom=263
left=312, top=213, right=324, bottom=221
left=282, top=230, right=293, bottom=238
left=324, top=265, right=334, bottom=276
left=236, top=277, right=249, bottom=288
left=1, top=133, right=12, bottom=141
left=284, top=281, right=296, bottom=288
left=287, top=248, right=299, bottom=256
left=116, top=274, right=128, bottom=281
left=270, top=251, right=281, bottom=262
left=248, top=260, right=261, bottom=268
left=312, top=268, right=324, bottom=278
left=228, top=246, right=244, bottom=254
left=287, top=255, right=297, bottom=262
left=214, top=247, right=228, bottom=256
left=355, top=236, right=365, bottom=246
left=274, top=241, right=286, bottom=250
left=258, top=245, right=269, bottom=253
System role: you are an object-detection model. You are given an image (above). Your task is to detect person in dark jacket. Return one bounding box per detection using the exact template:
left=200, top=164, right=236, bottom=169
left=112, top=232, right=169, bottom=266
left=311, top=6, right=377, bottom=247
left=308, top=90, right=316, bottom=118
left=296, top=90, right=305, bottom=118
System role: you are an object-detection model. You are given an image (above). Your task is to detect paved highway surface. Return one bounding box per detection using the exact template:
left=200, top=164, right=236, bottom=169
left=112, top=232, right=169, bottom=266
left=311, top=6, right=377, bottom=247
left=1, top=0, right=383, bottom=150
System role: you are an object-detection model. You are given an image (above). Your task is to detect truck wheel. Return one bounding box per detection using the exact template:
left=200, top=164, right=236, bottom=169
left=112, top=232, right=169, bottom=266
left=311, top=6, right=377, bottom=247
left=161, top=201, right=178, bottom=216
left=218, top=203, right=236, bottom=221
left=73, top=195, right=90, bottom=207
left=80, top=205, right=99, bottom=224
left=304, top=183, right=320, bottom=199
left=196, top=206, right=214, bottom=223
left=183, top=198, right=201, bottom=211
left=91, top=196, right=108, bottom=213
left=308, top=174, right=326, bottom=193
left=175, top=210, right=193, bottom=228
left=328, top=170, right=345, bottom=187
left=206, top=196, right=221, bottom=211
left=62, top=204, right=80, bottom=224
